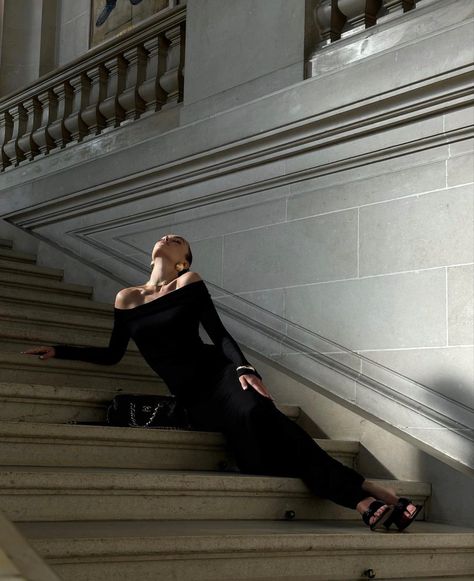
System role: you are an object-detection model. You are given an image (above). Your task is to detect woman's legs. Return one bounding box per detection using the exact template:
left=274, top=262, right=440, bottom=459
left=187, top=370, right=417, bottom=522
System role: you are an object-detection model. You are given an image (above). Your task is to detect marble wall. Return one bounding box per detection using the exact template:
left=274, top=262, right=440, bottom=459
left=56, top=0, right=91, bottom=67
left=0, top=0, right=47, bottom=96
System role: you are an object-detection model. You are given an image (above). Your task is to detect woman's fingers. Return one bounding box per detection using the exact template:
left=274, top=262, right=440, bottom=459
left=239, top=374, right=274, bottom=400
left=20, top=346, right=55, bottom=360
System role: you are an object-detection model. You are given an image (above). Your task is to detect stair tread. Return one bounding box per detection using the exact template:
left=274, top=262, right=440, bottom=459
left=0, top=258, right=64, bottom=278
left=0, top=290, right=112, bottom=314
left=0, top=465, right=430, bottom=494
left=0, top=419, right=355, bottom=449
left=0, top=248, right=36, bottom=263
left=0, top=272, right=93, bottom=295
left=0, top=351, right=155, bottom=372
left=17, top=519, right=474, bottom=544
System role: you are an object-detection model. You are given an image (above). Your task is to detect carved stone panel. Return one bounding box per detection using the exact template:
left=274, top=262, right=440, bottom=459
left=90, top=0, right=172, bottom=48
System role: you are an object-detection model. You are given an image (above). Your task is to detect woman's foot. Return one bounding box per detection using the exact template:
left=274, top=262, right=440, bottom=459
left=358, top=497, right=395, bottom=531
left=383, top=498, right=423, bottom=531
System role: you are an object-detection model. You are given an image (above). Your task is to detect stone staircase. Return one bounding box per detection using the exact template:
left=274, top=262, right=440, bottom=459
left=0, top=236, right=473, bottom=581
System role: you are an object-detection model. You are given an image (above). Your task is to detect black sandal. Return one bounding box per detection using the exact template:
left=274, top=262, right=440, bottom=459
left=362, top=500, right=395, bottom=531
left=383, top=497, right=423, bottom=532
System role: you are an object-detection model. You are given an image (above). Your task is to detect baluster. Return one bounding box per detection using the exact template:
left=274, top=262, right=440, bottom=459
left=3, top=104, right=28, bottom=166
left=98, top=55, right=127, bottom=129
left=339, top=0, right=382, bottom=36
left=0, top=111, right=13, bottom=171
left=118, top=46, right=147, bottom=121
left=17, top=97, right=42, bottom=161
left=48, top=81, right=73, bottom=149
left=81, top=65, right=108, bottom=136
left=378, top=0, right=415, bottom=19
left=314, top=0, right=347, bottom=46
left=159, top=23, right=185, bottom=107
left=64, top=73, right=91, bottom=143
left=138, top=35, right=168, bottom=114
left=32, top=90, right=58, bottom=155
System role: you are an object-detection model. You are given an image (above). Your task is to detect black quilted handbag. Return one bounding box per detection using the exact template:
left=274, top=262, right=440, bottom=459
left=106, top=394, right=191, bottom=429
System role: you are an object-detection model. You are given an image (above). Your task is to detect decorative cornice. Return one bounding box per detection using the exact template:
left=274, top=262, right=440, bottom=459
left=8, top=64, right=473, bottom=229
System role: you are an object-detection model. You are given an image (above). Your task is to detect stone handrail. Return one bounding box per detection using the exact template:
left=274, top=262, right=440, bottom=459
left=0, top=2, right=186, bottom=172
left=311, top=0, right=419, bottom=47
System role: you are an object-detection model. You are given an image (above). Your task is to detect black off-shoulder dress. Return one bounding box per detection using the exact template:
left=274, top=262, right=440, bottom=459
left=53, top=279, right=366, bottom=509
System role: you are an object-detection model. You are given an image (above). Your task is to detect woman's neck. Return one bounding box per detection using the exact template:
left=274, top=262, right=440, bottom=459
left=146, top=260, right=178, bottom=288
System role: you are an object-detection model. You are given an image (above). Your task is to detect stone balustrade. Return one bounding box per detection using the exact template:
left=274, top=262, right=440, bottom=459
left=0, top=3, right=186, bottom=172
left=313, top=0, right=418, bottom=47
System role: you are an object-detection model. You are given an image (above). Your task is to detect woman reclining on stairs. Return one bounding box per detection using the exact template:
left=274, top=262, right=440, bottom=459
left=22, top=233, right=422, bottom=532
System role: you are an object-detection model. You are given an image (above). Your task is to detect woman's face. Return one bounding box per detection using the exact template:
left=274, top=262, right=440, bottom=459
left=151, top=234, right=190, bottom=269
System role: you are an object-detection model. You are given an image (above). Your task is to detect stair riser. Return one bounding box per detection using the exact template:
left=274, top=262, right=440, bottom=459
left=0, top=286, right=109, bottom=321
left=0, top=249, right=36, bottom=263
left=0, top=305, right=110, bottom=328
left=0, top=260, right=64, bottom=280
left=0, top=273, right=92, bottom=298
left=0, top=322, right=143, bottom=356
left=0, top=438, right=357, bottom=471
left=38, top=551, right=474, bottom=581
left=0, top=367, right=159, bottom=391
left=2, top=491, right=428, bottom=523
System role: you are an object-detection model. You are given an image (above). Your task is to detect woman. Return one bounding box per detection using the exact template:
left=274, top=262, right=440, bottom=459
left=22, top=234, right=422, bottom=531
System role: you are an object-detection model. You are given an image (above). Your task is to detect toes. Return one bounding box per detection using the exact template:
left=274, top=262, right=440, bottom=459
left=404, top=504, right=417, bottom=519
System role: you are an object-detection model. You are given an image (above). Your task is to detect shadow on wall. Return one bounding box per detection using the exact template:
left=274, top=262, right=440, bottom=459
left=417, top=451, right=474, bottom=528
left=358, top=445, right=397, bottom=480
left=429, top=372, right=474, bottom=411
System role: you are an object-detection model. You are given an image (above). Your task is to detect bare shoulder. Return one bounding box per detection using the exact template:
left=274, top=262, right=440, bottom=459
left=177, top=271, right=203, bottom=287
left=114, top=287, right=143, bottom=309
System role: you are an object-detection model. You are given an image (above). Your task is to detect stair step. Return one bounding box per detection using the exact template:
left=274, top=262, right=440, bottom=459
left=0, top=379, right=300, bottom=422
left=0, top=321, right=131, bottom=354
left=0, top=271, right=93, bottom=298
left=0, top=316, right=141, bottom=354
left=0, top=300, right=113, bottom=335
left=0, top=238, right=13, bottom=249
left=0, top=417, right=343, bottom=472
left=0, top=467, right=429, bottom=523
left=0, top=352, right=159, bottom=390
left=0, top=257, right=65, bottom=280
left=18, top=520, right=473, bottom=581
left=0, top=247, right=37, bottom=264
left=0, top=382, right=167, bottom=423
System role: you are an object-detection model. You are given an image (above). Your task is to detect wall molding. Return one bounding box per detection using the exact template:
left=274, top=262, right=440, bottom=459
left=5, top=64, right=473, bottom=230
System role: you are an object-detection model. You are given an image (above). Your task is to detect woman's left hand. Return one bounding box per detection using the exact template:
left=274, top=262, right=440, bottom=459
left=239, top=373, right=274, bottom=400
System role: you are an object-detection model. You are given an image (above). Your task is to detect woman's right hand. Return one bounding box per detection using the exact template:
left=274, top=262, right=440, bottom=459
left=20, top=346, right=56, bottom=360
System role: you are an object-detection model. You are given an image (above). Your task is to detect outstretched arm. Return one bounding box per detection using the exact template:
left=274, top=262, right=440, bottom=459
left=22, top=292, right=131, bottom=365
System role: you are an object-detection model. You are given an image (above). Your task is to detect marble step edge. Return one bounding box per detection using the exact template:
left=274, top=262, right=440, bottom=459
left=0, top=382, right=168, bottom=407
left=20, top=521, right=474, bottom=559
left=0, top=258, right=64, bottom=280
left=0, top=287, right=111, bottom=316
left=0, top=318, right=116, bottom=345
left=0, top=352, right=157, bottom=378
left=0, top=467, right=430, bottom=499
left=2, top=325, right=141, bottom=355
left=0, top=416, right=338, bottom=450
left=21, top=529, right=474, bottom=581
left=0, top=272, right=93, bottom=297
left=0, top=247, right=37, bottom=263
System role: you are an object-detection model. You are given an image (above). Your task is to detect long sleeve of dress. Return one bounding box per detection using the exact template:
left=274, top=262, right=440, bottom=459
left=198, top=283, right=262, bottom=380
left=52, top=309, right=130, bottom=365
